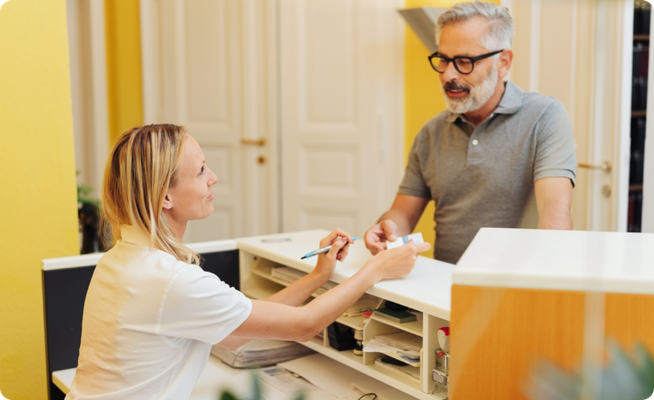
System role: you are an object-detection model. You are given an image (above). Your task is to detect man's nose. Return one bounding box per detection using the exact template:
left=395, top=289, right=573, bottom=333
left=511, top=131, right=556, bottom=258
left=441, top=61, right=460, bottom=82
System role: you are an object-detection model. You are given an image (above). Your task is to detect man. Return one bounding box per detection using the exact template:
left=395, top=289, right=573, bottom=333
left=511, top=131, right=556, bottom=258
left=364, top=1, right=576, bottom=264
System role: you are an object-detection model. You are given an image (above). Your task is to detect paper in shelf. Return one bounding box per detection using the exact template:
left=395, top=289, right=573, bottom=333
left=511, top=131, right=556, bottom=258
left=363, top=338, right=420, bottom=367
left=271, top=266, right=305, bottom=284
left=271, top=266, right=337, bottom=295
left=342, top=293, right=382, bottom=317
left=375, top=331, right=422, bottom=352
left=211, top=339, right=315, bottom=368
left=374, top=357, right=421, bottom=381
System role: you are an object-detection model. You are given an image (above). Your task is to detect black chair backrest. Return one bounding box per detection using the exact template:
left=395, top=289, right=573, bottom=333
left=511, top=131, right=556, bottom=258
left=42, top=246, right=239, bottom=400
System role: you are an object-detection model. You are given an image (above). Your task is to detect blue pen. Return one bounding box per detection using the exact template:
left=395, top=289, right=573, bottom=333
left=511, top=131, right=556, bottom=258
left=300, top=237, right=358, bottom=259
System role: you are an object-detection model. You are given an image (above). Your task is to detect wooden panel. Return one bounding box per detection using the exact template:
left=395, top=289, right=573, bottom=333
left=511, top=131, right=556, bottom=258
left=449, top=285, right=654, bottom=399
left=605, top=292, right=654, bottom=353
left=449, top=285, right=585, bottom=399
left=184, top=0, right=229, bottom=123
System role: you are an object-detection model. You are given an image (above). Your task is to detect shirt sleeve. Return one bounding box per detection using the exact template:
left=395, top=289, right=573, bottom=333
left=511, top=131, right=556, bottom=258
left=398, top=128, right=432, bottom=199
left=158, top=264, right=252, bottom=344
left=533, top=100, right=577, bottom=186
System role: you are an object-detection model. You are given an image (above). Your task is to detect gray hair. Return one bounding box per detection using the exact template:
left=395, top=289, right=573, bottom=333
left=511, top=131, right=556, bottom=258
left=435, top=1, right=514, bottom=51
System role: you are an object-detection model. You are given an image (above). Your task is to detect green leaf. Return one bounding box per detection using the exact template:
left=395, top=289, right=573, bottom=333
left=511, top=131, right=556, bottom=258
left=219, top=391, right=238, bottom=400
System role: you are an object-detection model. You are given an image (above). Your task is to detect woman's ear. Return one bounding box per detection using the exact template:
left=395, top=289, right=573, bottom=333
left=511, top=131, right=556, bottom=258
left=162, top=193, right=173, bottom=210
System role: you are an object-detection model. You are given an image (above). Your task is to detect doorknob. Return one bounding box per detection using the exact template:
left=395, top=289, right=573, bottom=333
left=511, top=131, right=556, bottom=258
left=578, top=161, right=612, bottom=173
left=241, top=137, right=267, bottom=146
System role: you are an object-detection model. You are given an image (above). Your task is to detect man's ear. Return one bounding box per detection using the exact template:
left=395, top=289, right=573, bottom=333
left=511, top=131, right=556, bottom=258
left=498, top=49, right=513, bottom=80
left=162, top=193, right=173, bottom=210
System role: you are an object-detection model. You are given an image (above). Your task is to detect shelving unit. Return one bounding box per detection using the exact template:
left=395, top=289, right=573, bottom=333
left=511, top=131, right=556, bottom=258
left=628, top=0, right=652, bottom=232
left=236, top=230, right=455, bottom=400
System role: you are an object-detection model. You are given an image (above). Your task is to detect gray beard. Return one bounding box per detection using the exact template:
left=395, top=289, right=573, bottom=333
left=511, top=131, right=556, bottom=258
left=442, top=62, right=499, bottom=114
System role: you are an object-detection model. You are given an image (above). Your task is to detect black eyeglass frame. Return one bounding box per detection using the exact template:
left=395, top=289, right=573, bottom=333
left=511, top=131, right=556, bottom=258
left=428, top=49, right=504, bottom=75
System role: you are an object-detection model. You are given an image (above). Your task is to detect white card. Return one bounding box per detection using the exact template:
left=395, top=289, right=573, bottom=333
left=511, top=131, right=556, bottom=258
left=386, top=232, right=424, bottom=249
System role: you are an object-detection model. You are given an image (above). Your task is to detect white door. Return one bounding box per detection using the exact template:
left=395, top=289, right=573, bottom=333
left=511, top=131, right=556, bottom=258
left=141, top=0, right=405, bottom=240
left=279, top=0, right=404, bottom=235
left=140, top=0, right=280, bottom=242
left=507, top=0, right=633, bottom=232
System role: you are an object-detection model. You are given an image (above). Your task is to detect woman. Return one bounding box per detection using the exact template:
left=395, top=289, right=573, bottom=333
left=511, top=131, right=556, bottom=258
left=66, top=124, right=429, bottom=399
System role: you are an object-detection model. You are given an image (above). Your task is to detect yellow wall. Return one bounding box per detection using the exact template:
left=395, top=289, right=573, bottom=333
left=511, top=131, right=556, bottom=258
left=105, top=0, right=144, bottom=144
left=0, top=1, right=80, bottom=399
left=404, top=0, right=500, bottom=257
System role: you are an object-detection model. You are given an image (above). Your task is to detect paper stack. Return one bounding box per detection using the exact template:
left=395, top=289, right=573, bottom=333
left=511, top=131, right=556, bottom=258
left=211, top=339, right=315, bottom=368
left=375, top=331, right=422, bottom=352
left=364, top=331, right=422, bottom=367
left=271, top=267, right=337, bottom=295
left=342, top=294, right=382, bottom=317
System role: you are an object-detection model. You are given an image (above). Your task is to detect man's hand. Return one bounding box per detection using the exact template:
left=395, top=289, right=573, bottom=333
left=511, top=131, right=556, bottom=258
left=364, top=220, right=400, bottom=255
left=364, top=194, right=430, bottom=255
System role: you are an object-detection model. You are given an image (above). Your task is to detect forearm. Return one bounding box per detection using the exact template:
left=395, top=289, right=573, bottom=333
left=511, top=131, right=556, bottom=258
left=215, top=336, right=252, bottom=351
left=229, top=265, right=378, bottom=342
left=263, top=269, right=331, bottom=307
left=537, top=201, right=573, bottom=230
left=535, top=177, right=573, bottom=230
left=377, top=209, right=415, bottom=236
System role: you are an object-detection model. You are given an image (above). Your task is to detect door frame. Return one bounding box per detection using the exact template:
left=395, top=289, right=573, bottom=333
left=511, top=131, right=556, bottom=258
left=505, top=0, right=633, bottom=232
left=67, top=0, right=110, bottom=198
left=139, top=0, right=281, bottom=236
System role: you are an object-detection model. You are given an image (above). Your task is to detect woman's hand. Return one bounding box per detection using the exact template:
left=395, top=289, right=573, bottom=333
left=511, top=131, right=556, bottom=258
left=365, top=240, right=431, bottom=282
left=313, top=228, right=353, bottom=280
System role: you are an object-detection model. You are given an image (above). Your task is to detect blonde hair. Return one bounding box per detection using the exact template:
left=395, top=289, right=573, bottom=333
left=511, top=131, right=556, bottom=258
left=102, top=124, right=201, bottom=265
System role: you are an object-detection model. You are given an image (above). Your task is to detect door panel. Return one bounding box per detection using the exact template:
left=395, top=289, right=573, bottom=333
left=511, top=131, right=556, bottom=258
left=280, top=0, right=404, bottom=235
left=142, top=0, right=403, bottom=241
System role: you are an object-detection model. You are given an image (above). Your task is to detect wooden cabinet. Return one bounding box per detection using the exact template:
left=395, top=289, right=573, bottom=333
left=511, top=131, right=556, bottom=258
left=236, top=230, right=454, bottom=400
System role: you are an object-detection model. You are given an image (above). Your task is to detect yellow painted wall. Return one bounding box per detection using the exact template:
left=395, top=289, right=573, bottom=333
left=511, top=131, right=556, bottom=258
left=105, top=0, right=144, bottom=144
left=0, top=1, right=80, bottom=399
left=404, top=0, right=500, bottom=257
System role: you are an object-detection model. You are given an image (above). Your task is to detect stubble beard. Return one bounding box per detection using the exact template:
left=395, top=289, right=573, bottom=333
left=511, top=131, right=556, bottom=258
left=442, top=62, right=499, bottom=114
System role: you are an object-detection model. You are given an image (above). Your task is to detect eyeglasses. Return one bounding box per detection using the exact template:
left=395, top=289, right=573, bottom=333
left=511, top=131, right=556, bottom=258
left=428, top=50, right=504, bottom=75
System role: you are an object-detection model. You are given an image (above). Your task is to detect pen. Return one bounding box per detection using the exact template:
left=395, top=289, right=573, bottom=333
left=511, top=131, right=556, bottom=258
left=300, top=237, right=357, bottom=259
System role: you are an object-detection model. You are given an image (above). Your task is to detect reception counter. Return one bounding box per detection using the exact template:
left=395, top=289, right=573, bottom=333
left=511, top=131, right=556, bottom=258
left=449, top=228, right=654, bottom=399
left=43, top=228, right=654, bottom=399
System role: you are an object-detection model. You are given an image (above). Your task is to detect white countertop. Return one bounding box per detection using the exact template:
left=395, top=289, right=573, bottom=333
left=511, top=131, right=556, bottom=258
left=455, top=228, right=654, bottom=295
left=237, top=230, right=454, bottom=320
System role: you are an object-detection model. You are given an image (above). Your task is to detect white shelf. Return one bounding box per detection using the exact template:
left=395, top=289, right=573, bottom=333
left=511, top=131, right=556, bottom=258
left=370, top=314, right=423, bottom=336
left=336, top=314, right=366, bottom=330
left=238, top=230, right=453, bottom=400
left=301, top=340, right=444, bottom=400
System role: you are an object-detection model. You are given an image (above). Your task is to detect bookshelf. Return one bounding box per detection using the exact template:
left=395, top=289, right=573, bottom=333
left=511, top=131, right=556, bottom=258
left=236, top=230, right=454, bottom=400
left=628, top=0, right=652, bottom=232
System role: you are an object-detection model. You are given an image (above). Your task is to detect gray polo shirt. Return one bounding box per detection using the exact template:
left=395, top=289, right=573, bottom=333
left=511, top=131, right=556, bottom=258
left=399, top=81, right=576, bottom=264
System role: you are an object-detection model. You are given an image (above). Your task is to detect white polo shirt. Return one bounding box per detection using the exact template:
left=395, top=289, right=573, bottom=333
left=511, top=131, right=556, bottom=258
left=66, top=226, right=252, bottom=400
